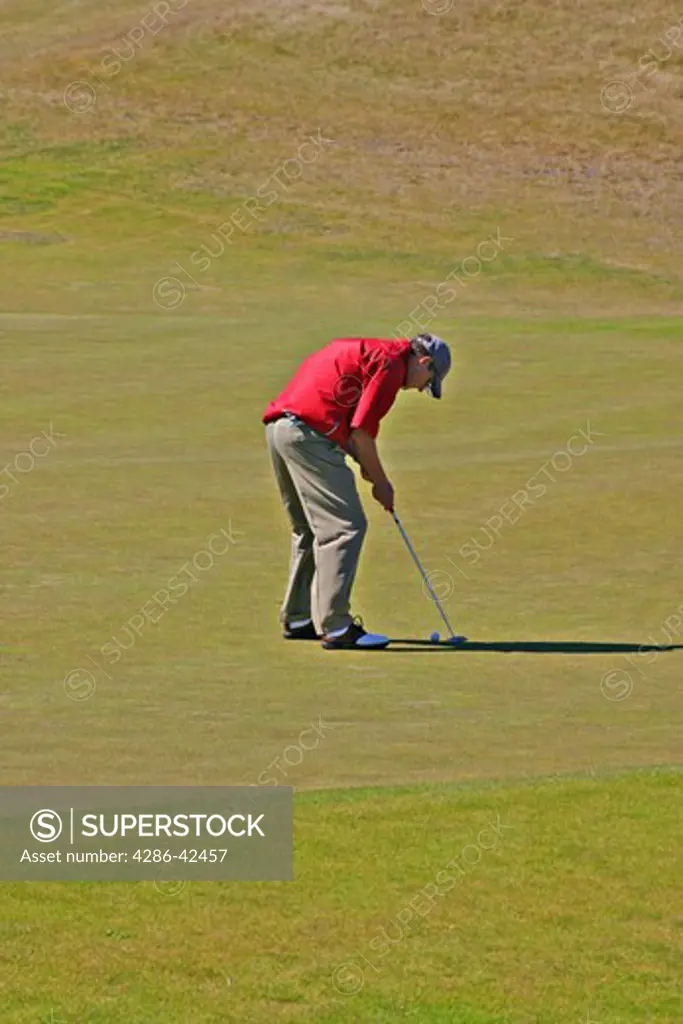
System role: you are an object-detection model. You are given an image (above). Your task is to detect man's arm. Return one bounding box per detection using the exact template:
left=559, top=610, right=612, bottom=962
left=343, top=347, right=404, bottom=510
left=347, top=428, right=395, bottom=510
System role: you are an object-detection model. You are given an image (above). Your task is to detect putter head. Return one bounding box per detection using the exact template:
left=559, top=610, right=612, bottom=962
left=445, top=635, right=468, bottom=646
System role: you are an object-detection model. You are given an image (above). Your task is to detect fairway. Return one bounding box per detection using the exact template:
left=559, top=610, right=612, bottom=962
left=1, top=0, right=682, bottom=1021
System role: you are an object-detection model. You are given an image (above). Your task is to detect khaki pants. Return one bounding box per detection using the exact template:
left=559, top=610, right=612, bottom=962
left=266, top=415, right=367, bottom=635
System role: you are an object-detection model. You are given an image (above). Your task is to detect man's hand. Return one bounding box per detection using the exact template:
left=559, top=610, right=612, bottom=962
left=372, top=478, right=395, bottom=511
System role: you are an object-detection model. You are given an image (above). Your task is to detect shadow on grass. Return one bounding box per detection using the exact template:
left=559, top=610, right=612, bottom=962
left=386, top=640, right=683, bottom=654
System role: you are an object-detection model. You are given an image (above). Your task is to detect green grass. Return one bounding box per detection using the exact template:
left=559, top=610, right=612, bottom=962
left=1, top=771, right=680, bottom=1022
left=1, top=0, right=682, bottom=1020
left=2, top=309, right=681, bottom=788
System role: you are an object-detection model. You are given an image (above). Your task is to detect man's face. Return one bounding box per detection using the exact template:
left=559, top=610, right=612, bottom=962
left=405, top=354, right=434, bottom=393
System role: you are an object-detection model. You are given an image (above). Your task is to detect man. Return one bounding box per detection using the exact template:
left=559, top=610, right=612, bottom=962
left=263, top=333, right=452, bottom=650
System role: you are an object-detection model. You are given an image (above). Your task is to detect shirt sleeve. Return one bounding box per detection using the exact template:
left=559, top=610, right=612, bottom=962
left=349, top=356, right=405, bottom=439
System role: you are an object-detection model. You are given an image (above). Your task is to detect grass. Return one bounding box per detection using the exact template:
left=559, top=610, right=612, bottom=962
left=1, top=771, right=681, bottom=1023
left=1, top=0, right=682, bottom=1020
left=2, top=308, right=681, bottom=787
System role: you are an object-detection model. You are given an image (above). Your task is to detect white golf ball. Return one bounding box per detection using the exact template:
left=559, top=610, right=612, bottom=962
left=430, top=632, right=440, bottom=644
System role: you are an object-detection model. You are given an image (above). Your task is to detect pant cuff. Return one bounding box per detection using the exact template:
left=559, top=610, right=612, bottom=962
left=321, top=614, right=352, bottom=636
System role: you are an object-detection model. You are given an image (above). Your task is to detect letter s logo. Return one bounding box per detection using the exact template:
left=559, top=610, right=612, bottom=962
left=30, top=809, right=63, bottom=843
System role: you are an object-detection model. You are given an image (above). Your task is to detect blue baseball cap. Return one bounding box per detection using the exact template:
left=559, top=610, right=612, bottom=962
left=412, top=333, right=451, bottom=399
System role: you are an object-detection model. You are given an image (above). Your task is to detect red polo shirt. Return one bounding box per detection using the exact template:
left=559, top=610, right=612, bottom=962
left=263, top=338, right=411, bottom=447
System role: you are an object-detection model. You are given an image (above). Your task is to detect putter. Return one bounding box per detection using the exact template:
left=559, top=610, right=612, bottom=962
left=390, top=510, right=467, bottom=646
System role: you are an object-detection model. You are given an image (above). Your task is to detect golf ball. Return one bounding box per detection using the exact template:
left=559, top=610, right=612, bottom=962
left=430, top=632, right=440, bottom=644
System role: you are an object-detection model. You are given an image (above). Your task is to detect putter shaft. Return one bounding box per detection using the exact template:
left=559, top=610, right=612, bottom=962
left=391, top=511, right=458, bottom=639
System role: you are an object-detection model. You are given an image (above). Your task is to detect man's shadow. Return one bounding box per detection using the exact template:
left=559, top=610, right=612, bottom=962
left=386, top=640, right=683, bottom=654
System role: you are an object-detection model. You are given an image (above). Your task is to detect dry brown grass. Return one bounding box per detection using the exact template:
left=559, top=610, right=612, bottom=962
left=1, top=0, right=682, bottom=313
